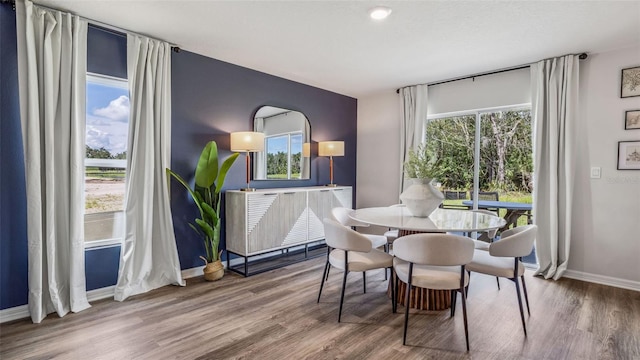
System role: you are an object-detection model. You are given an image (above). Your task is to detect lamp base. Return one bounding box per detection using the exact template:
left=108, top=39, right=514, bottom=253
left=325, top=184, right=338, bottom=187
left=240, top=188, right=257, bottom=192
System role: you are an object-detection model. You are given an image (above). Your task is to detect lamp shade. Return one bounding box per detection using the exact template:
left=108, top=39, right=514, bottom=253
left=302, top=143, right=311, bottom=158
left=318, top=141, right=344, bottom=157
left=230, top=132, right=265, bottom=152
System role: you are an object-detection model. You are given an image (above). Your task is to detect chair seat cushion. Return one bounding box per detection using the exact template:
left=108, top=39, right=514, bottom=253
left=329, top=248, right=393, bottom=272
left=384, top=229, right=399, bottom=243
left=393, top=258, right=469, bottom=290
left=473, top=239, right=490, bottom=251
left=466, top=249, right=525, bottom=278
left=365, top=234, right=388, bottom=249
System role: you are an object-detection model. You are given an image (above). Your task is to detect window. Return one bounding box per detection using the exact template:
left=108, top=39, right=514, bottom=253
left=84, top=73, right=129, bottom=247
left=265, top=132, right=303, bottom=179
left=425, top=105, right=534, bottom=263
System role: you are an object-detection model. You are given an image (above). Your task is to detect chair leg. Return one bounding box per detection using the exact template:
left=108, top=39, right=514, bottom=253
left=461, top=266, right=470, bottom=351
left=362, top=271, right=367, bottom=293
left=403, top=263, right=414, bottom=346
left=521, top=275, right=530, bottom=316
left=317, top=259, right=330, bottom=303
left=393, top=272, right=400, bottom=314
left=338, top=252, right=349, bottom=323
left=496, top=277, right=501, bottom=290
left=325, top=266, right=331, bottom=282
left=514, top=276, right=527, bottom=336
left=450, top=289, right=457, bottom=317
left=389, top=267, right=395, bottom=312
left=338, top=269, right=349, bottom=323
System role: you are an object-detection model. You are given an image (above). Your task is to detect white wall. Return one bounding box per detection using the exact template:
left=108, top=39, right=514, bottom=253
left=356, top=91, right=401, bottom=208
left=569, top=45, right=640, bottom=286
left=357, top=45, right=640, bottom=288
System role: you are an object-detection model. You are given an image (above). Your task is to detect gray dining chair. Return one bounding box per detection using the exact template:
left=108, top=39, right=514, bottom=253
left=318, top=218, right=395, bottom=322
left=393, top=233, right=475, bottom=350
left=466, top=224, right=537, bottom=336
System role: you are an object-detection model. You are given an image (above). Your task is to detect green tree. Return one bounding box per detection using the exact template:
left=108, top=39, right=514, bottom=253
left=86, top=145, right=112, bottom=159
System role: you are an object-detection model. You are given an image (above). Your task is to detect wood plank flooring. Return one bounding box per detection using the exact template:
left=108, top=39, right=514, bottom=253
left=1, top=257, right=639, bottom=359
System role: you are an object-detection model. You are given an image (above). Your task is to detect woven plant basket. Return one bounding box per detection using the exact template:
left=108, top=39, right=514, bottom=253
left=202, top=259, right=224, bottom=281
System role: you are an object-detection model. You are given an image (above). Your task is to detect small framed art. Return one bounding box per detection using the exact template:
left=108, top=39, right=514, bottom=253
left=617, top=141, right=640, bottom=170
left=626, top=110, right=640, bottom=130
left=621, top=66, right=640, bottom=98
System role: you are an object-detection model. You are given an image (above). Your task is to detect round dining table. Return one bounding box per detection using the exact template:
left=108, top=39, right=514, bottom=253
left=349, top=206, right=506, bottom=311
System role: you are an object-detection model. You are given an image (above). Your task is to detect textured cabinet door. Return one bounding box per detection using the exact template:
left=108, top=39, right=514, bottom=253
left=246, top=191, right=307, bottom=253
left=308, top=187, right=353, bottom=241
left=226, top=186, right=352, bottom=256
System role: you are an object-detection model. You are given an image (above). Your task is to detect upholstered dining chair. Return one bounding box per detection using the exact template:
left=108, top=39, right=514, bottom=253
left=393, top=233, right=475, bottom=350
left=331, top=207, right=389, bottom=282
left=467, top=209, right=499, bottom=251
left=383, top=204, right=405, bottom=248
left=318, top=218, right=395, bottom=322
left=465, top=224, right=537, bottom=336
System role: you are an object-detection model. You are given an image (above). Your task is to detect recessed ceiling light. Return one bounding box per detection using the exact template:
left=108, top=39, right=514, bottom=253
left=369, top=6, right=392, bottom=20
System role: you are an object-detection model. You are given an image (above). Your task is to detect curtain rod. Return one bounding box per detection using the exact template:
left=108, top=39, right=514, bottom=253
left=4, top=0, right=181, bottom=52
left=395, top=52, right=588, bottom=93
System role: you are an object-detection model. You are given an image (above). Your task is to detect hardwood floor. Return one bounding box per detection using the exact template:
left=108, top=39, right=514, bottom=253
left=1, top=257, right=639, bottom=359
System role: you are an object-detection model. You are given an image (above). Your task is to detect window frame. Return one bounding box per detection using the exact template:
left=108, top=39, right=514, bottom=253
left=263, top=131, right=303, bottom=180
left=84, top=72, right=129, bottom=249
left=424, top=102, right=531, bottom=208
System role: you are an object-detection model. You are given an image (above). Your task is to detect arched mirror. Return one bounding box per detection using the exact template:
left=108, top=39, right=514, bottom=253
left=253, top=106, right=311, bottom=180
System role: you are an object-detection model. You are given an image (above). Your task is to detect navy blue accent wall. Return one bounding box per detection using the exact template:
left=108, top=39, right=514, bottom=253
left=0, top=3, right=30, bottom=310
left=0, top=5, right=356, bottom=310
left=87, top=26, right=127, bottom=78
left=85, top=246, right=121, bottom=291
left=171, top=51, right=357, bottom=269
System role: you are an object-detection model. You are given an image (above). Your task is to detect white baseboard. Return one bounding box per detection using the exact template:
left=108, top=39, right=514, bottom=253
left=563, top=270, right=640, bottom=292
left=0, top=305, right=29, bottom=323
left=182, top=265, right=205, bottom=279
left=87, top=286, right=116, bottom=302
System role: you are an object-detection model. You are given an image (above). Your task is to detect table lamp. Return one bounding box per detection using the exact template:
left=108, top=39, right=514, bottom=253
left=302, top=142, right=311, bottom=158
left=230, top=131, right=265, bottom=191
left=318, top=141, right=344, bottom=187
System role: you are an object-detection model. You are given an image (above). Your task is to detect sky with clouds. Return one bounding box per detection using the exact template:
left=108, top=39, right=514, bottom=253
left=86, top=82, right=130, bottom=156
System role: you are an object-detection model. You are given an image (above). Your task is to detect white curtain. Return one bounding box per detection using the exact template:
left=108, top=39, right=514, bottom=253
left=16, top=0, right=90, bottom=323
left=531, top=55, right=579, bottom=280
left=114, top=35, right=184, bottom=301
left=399, top=84, right=428, bottom=194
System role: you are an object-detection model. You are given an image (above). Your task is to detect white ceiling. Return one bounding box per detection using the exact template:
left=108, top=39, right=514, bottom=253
left=35, top=1, right=640, bottom=98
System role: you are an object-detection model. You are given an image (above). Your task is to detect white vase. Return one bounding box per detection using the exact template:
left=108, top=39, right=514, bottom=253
left=400, top=178, right=444, bottom=217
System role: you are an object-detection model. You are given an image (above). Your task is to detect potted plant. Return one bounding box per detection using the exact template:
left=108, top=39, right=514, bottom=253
left=400, top=143, right=444, bottom=217
left=167, top=141, right=239, bottom=281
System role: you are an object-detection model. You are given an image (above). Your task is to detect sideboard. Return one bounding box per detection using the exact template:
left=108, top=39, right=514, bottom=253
left=225, top=186, right=352, bottom=276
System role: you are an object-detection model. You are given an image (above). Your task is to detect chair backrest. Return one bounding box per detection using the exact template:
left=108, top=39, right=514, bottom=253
left=393, top=233, right=475, bottom=266
left=469, top=191, right=499, bottom=201
left=469, top=209, right=498, bottom=238
left=330, top=207, right=369, bottom=228
left=323, top=218, right=372, bottom=252
left=490, top=225, right=537, bottom=258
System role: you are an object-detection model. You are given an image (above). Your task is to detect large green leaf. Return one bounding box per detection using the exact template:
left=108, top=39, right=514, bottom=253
left=195, top=218, right=215, bottom=240
left=166, top=168, right=204, bottom=217
left=215, top=152, right=240, bottom=195
left=195, top=141, right=219, bottom=189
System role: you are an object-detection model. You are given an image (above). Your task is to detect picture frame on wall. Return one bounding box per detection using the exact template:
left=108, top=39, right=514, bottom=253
left=621, top=66, right=640, bottom=98
left=626, top=110, right=640, bottom=130
left=617, top=141, right=640, bottom=170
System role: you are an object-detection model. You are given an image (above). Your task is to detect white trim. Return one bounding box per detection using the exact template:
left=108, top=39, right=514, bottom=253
left=87, top=72, right=127, bottom=88
left=181, top=266, right=205, bottom=279
left=0, top=305, right=29, bottom=323
left=87, top=285, right=116, bottom=302
left=563, top=270, right=640, bottom=292
left=427, top=103, right=532, bottom=120
left=85, top=238, right=123, bottom=249
left=85, top=158, right=127, bottom=168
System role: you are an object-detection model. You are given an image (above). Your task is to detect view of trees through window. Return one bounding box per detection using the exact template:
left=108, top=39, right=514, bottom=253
left=425, top=109, right=533, bottom=212
left=265, top=133, right=303, bottom=179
